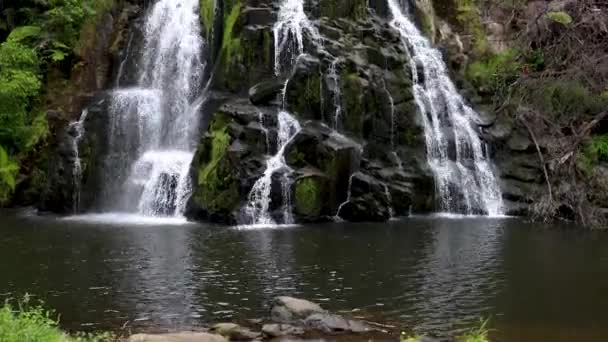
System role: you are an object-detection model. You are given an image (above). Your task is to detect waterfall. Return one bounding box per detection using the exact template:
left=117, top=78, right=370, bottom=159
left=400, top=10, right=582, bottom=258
left=273, top=0, right=319, bottom=76
left=383, top=183, right=395, bottom=219
left=244, top=112, right=301, bottom=225
left=387, top=0, right=504, bottom=216
left=97, top=0, right=206, bottom=217
left=241, top=0, right=316, bottom=225
left=335, top=174, right=354, bottom=220
left=68, top=109, right=89, bottom=213
left=328, top=58, right=342, bottom=130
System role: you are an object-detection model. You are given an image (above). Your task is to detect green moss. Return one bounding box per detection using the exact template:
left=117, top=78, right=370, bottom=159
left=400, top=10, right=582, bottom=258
left=341, top=73, right=366, bottom=136
left=287, top=148, right=307, bottom=168
left=194, top=114, right=239, bottom=213
left=200, top=0, right=215, bottom=39
left=546, top=11, right=573, bottom=26
left=295, top=177, right=323, bottom=217
left=220, top=0, right=243, bottom=68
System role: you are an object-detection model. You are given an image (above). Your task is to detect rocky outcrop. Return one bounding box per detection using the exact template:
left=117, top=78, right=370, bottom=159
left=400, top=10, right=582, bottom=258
left=129, top=332, right=228, bottom=342
left=186, top=0, right=436, bottom=224
left=126, top=296, right=387, bottom=341
left=39, top=1, right=143, bottom=214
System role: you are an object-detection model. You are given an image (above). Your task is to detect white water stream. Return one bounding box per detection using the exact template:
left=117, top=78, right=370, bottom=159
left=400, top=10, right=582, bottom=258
left=387, top=0, right=504, bottom=216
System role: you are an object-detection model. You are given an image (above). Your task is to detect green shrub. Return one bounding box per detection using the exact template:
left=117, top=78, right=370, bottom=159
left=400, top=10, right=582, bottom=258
left=0, top=146, right=19, bottom=204
left=467, top=49, right=521, bottom=93
left=540, top=82, right=607, bottom=120
left=0, top=296, right=116, bottom=342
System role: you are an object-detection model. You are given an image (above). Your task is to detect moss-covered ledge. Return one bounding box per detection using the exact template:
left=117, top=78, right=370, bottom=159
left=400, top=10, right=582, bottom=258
left=187, top=113, right=240, bottom=223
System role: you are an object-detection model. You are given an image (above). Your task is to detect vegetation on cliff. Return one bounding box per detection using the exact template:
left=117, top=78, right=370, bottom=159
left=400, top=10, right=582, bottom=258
left=440, top=0, right=608, bottom=227
left=0, top=0, right=114, bottom=204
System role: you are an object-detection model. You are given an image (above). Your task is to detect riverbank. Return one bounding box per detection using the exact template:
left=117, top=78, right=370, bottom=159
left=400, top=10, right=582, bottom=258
left=1, top=296, right=489, bottom=342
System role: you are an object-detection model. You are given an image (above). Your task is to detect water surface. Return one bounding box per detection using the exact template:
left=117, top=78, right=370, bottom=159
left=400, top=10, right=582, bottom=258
left=1, top=212, right=607, bottom=341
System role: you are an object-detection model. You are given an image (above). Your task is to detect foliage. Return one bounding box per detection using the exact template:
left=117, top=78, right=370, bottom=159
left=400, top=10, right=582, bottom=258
left=0, top=296, right=116, bottom=342
left=221, top=1, right=243, bottom=67
left=455, top=319, right=491, bottom=342
left=539, top=81, right=607, bottom=120
left=545, top=11, right=573, bottom=26
left=0, top=146, right=19, bottom=204
left=0, top=0, right=114, bottom=205
left=400, top=319, right=491, bottom=342
left=200, top=0, right=215, bottom=39
left=580, top=135, right=608, bottom=173
left=0, top=35, right=42, bottom=152
left=466, top=49, right=521, bottom=95
left=455, top=0, right=488, bottom=55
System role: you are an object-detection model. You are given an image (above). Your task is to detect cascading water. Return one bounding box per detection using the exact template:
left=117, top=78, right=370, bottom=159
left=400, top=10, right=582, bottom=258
left=68, top=109, right=89, bottom=212
left=96, top=0, right=205, bottom=218
left=328, top=58, right=342, bottom=130
left=244, top=112, right=301, bottom=225
left=241, top=0, right=316, bottom=225
left=387, top=0, right=504, bottom=216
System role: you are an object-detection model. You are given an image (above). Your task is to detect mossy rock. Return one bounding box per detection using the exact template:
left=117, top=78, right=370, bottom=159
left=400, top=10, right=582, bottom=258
left=319, top=0, right=367, bottom=20
left=294, top=174, right=329, bottom=220
left=188, top=113, right=240, bottom=222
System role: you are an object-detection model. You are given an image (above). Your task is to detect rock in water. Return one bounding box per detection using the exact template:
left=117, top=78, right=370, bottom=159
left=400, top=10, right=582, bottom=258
left=128, top=332, right=228, bottom=342
left=304, top=313, right=372, bottom=334
left=210, top=323, right=261, bottom=340
left=271, top=296, right=326, bottom=322
left=262, top=323, right=306, bottom=338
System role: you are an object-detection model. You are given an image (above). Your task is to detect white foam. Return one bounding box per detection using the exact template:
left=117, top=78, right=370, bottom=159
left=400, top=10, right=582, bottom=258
left=64, top=213, right=192, bottom=226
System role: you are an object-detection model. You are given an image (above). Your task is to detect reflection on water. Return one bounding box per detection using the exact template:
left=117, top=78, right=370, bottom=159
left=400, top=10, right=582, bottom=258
left=1, top=213, right=608, bottom=341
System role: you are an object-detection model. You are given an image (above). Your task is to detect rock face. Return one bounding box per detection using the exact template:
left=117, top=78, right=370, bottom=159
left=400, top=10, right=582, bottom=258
left=39, top=0, right=553, bottom=223
left=186, top=0, right=436, bottom=224
left=39, top=0, right=143, bottom=214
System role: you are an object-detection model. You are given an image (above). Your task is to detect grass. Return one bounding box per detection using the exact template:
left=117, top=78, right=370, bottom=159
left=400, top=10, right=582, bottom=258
left=401, top=319, right=491, bottom=342
left=0, top=296, right=116, bottom=342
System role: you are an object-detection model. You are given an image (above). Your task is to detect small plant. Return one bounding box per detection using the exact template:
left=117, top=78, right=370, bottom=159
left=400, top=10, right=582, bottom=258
left=456, top=318, right=491, bottom=342
left=0, top=295, right=116, bottom=342
left=400, top=331, right=422, bottom=342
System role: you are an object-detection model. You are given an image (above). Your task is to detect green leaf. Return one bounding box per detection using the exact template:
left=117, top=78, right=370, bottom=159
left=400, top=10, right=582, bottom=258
left=7, top=26, right=42, bottom=43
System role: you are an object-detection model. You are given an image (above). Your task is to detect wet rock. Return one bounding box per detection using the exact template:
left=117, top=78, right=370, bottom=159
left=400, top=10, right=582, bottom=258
left=507, top=132, right=532, bottom=151
left=210, top=323, right=261, bottom=340
left=262, top=323, right=305, bottom=338
left=338, top=172, right=392, bottom=222
left=304, top=313, right=372, bottom=334
left=128, top=332, right=228, bottom=342
left=249, top=79, right=284, bottom=105
left=271, top=296, right=326, bottom=322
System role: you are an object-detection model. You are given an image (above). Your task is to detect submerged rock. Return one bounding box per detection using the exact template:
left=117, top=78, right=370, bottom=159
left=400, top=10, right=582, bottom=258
left=271, top=296, right=326, bottom=322
left=262, top=323, right=305, bottom=338
left=304, top=313, right=372, bottom=334
left=210, top=323, right=261, bottom=340
left=128, top=332, right=228, bottom=342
